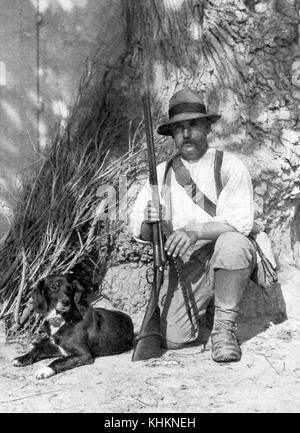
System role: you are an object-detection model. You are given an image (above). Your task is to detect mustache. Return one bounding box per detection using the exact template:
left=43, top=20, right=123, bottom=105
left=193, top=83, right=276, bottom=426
left=182, top=139, right=200, bottom=145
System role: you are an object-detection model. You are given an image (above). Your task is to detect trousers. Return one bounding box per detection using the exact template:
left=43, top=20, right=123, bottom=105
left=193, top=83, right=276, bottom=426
left=159, top=232, right=257, bottom=348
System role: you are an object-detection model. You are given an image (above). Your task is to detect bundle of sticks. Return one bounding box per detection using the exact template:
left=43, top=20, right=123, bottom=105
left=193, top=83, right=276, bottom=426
left=0, top=66, right=147, bottom=335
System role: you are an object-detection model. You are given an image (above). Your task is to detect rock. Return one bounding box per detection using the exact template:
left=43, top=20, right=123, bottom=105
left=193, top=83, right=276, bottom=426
left=255, top=182, right=268, bottom=196
left=256, top=111, right=268, bottom=124
left=291, top=60, right=300, bottom=88
left=254, top=197, right=264, bottom=214
left=292, top=90, right=300, bottom=100
left=235, top=10, right=247, bottom=23
left=0, top=320, right=6, bottom=343
left=290, top=186, right=300, bottom=197
left=274, top=107, right=291, bottom=121
left=254, top=3, right=269, bottom=14
left=281, top=129, right=300, bottom=145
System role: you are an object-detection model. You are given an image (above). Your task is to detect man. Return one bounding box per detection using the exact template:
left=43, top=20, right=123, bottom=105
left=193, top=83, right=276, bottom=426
left=130, top=88, right=257, bottom=363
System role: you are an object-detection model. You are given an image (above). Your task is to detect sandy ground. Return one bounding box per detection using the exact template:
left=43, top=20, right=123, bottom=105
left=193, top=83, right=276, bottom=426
left=1, top=266, right=300, bottom=414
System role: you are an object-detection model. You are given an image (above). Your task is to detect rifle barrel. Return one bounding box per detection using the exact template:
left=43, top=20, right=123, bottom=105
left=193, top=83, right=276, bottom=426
left=142, top=94, right=159, bottom=202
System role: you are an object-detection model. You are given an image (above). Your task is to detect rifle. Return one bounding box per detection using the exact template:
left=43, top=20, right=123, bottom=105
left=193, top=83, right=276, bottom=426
left=131, top=92, right=166, bottom=362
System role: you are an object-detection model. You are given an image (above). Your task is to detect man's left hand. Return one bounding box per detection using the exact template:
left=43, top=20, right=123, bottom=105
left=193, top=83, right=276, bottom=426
left=164, top=230, right=198, bottom=258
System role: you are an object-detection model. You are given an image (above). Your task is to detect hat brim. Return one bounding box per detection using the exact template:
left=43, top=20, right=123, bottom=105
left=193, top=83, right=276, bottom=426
left=157, top=112, right=221, bottom=136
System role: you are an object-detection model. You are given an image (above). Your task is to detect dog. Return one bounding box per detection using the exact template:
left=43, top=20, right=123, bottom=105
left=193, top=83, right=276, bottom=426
left=12, top=274, right=134, bottom=379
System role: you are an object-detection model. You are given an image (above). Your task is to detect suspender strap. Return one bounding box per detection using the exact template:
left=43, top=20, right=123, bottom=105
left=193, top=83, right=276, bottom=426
left=214, top=150, right=224, bottom=199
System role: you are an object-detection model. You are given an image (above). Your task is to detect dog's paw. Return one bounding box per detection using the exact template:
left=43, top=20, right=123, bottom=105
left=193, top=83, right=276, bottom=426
left=12, top=357, right=32, bottom=367
left=12, top=358, right=23, bottom=367
left=35, top=366, right=55, bottom=380
left=12, top=356, right=33, bottom=367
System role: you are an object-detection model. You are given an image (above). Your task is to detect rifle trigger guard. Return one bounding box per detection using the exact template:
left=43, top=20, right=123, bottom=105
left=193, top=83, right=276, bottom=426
left=146, top=267, right=154, bottom=284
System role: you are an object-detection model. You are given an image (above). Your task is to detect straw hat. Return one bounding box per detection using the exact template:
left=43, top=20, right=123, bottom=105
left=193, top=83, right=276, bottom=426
left=157, top=88, right=221, bottom=136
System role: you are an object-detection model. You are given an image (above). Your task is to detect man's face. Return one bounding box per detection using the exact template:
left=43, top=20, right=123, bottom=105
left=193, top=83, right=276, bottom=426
left=171, top=118, right=210, bottom=161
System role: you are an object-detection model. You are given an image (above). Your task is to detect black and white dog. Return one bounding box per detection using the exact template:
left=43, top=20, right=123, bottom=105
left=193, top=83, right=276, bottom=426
left=13, top=274, right=134, bottom=379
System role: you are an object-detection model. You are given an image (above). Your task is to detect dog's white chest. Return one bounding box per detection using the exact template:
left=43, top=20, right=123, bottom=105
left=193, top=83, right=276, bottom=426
left=45, top=310, right=65, bottom=335
left=46, top=310, right=68, bottom=357
left=49, top=322, right=65, bottom=336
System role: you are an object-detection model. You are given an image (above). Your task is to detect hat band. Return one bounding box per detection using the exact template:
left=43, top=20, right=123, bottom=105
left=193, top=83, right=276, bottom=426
left=169, top=102, right=206, bottom=119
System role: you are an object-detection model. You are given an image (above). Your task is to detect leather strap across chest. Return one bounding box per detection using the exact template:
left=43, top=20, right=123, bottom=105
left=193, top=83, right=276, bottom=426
left=163, top=150, right=224, bottom=220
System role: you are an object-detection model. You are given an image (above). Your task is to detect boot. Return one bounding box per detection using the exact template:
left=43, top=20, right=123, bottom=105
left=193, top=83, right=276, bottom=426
left=211, top=325, right=241, bottom=362
left=211, top=268, right=251, bottom=363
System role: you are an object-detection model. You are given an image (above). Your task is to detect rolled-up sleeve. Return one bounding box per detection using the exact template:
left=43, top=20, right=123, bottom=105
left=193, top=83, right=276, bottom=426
left=211, top=155, right=254, bottom=236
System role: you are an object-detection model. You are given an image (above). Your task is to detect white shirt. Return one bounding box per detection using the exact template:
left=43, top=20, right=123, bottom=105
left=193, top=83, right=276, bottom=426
left=130, top=148, right=254, bottom=239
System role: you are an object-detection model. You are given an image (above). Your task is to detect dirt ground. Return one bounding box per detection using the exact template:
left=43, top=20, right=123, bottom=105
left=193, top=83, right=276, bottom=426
left=1, top=265, right=300, bottom=414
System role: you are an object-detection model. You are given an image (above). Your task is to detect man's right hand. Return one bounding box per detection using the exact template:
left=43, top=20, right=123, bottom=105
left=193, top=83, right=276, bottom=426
left=140, top=201, right=161, bottom=241
left=144, top=200, right=161, bottom=224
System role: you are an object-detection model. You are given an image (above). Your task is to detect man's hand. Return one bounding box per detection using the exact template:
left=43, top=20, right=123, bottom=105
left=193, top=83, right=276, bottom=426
left=139, top=201, right=161, bottom=241
left=164, top=229, right=198, bottom=258
left=144, top=200, right=161, bottom=224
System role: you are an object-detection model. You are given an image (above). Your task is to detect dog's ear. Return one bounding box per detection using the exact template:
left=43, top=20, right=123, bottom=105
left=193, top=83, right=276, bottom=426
left=32, top=279, right=48, bottom=315
left=73, top=279, right=89, bottom=315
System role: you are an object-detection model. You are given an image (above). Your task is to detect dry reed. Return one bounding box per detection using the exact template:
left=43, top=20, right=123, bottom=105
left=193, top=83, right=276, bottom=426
left=0, top=62, right=149, bottom=335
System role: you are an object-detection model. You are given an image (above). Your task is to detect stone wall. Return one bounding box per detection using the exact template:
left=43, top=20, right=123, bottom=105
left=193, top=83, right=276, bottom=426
left=245, top=0, right=300, bottom=268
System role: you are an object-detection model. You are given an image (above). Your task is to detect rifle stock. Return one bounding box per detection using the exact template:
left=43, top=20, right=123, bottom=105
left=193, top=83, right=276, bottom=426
left=131, top=258, right=163, bottom=361
left=131, top=92, right=165, bottom=362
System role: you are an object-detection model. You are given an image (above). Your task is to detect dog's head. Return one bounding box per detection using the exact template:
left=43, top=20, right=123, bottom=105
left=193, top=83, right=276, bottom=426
left=32, top=274, right=89, bottom=321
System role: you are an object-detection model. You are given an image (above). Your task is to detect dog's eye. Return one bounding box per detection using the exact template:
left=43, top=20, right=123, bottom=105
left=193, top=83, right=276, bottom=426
left=49, top=283, right=60, bottom=292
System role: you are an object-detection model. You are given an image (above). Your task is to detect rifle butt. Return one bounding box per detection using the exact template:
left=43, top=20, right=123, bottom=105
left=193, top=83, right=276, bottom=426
left=131, top=304, right=162, bottom=362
